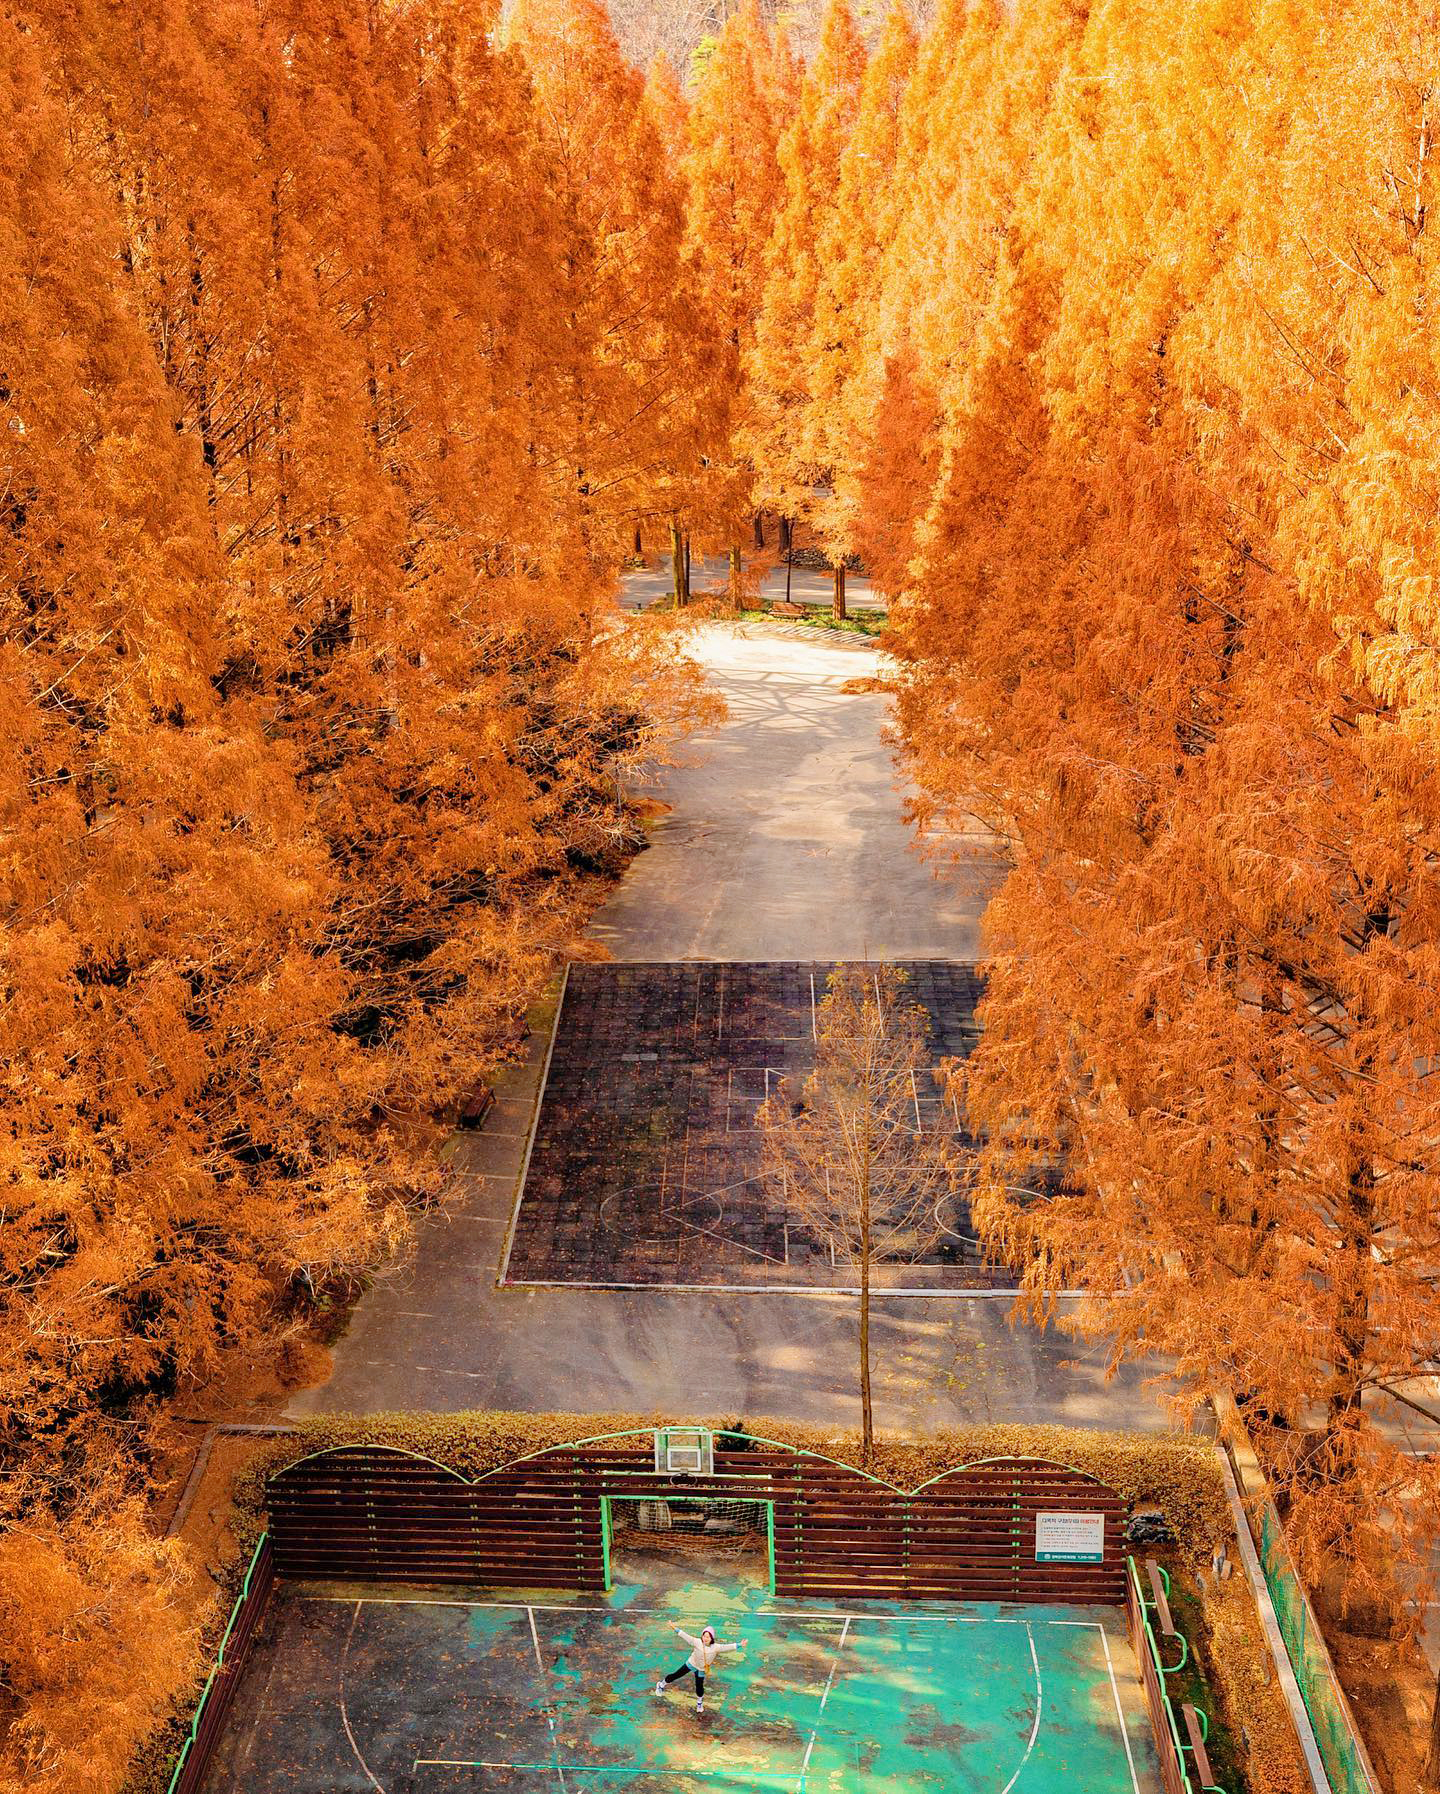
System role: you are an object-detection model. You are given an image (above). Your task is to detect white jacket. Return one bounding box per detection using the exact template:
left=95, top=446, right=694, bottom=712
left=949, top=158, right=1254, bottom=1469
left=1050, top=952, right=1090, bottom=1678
left=676, top=1628, right=740, bottom=1673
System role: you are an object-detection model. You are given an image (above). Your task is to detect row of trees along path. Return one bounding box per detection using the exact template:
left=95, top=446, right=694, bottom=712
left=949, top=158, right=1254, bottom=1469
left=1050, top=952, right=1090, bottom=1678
left=9, top=0, right=1440, bottom=1783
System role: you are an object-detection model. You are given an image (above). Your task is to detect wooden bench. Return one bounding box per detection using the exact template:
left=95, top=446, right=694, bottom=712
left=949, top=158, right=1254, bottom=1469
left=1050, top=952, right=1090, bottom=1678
left=1146, top=1556, right=1189, bottom=1671
left=456, top=1082, right=495, bottom=1131
left=1182, top=1702, right=1221, bottom=1790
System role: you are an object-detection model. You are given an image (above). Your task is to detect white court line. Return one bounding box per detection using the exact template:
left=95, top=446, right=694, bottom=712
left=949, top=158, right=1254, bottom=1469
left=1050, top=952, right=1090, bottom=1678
left=528, top=1603, right=569, bottom=1794
left=300, top=1595, right=1106, bottom=1628
left=998, top=1626, right=1043, bottom=1794
left=495, top=960, right=571, bottom=1288
left=339, top=1602, right=387, bottom=1793
left=414, top=1767, right=742, bottom=1779
left=1099, top=1622, right=1144, bottom=1794
left=497, top=1276, right=1038, bottom=1297
left=797, top=1615, right=851, bottom=1791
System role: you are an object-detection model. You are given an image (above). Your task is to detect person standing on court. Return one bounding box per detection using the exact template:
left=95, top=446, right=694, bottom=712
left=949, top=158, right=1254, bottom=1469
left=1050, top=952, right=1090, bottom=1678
left=653, top=1622, right=747, bottom=1714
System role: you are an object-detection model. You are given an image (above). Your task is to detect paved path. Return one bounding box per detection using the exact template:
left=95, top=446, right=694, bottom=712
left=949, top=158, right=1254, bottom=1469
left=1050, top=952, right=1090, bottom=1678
left=291, top=622, right=1181, bottom=1436
left=590, top=627, right=980, bottom=960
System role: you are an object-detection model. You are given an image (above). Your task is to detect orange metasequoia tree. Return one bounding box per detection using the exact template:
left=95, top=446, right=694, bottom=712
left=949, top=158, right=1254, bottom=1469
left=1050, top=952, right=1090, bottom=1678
left=1, top=0, right=716, bottom=1779
left=806, top=2, right=915, bottom=602
left=745, top=0, right=866, bottom=553
left=509, top=0, right=712, bottom=583
left=681, top=0, right=794, bottom=600
left=875, top=0, right=1440, bottom=1657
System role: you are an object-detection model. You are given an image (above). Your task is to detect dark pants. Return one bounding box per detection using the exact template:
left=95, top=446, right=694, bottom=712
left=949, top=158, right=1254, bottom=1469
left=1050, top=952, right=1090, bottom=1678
left=665, top=1663, right=705, bottom=1695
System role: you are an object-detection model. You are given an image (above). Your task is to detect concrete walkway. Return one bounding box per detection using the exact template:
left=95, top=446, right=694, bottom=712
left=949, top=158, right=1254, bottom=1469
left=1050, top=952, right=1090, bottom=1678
left=589, top=626, right=982, bottom=961
left=291, top=621, right=1182, bottom=1437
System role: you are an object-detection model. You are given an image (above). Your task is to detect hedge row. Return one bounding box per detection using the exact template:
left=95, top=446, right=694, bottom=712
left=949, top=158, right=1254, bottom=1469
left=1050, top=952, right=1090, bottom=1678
left=134, top=1410, right=1309, bottom=1794
left=233, top=1408, right=1231, bottom=1534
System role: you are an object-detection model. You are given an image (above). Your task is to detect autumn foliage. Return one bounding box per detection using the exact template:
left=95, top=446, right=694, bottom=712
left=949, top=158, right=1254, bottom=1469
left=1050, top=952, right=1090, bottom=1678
left=676, top=0, right=1440, bottom=1703
left=1, top=1, right=715, bottom=1783
left=10, top=0, right=1440, bottom=1779
left=841, top=0, right=1440, bottom=1635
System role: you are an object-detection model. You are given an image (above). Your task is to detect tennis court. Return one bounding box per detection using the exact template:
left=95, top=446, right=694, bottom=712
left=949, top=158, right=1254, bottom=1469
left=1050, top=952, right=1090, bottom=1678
left=501, top=959, right=1005, bottom=1292
left=202, top=1573, right=1162, bottom=1794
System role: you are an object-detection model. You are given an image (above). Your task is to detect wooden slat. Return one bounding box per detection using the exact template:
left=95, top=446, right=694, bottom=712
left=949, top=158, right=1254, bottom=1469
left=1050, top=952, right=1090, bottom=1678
left=266, top=1446, right=1129, bottom=1605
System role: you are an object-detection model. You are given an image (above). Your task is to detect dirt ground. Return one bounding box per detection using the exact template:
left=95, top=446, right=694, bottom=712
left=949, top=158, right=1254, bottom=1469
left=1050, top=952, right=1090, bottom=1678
left=1333, top=1630, right=1432, bottom=1791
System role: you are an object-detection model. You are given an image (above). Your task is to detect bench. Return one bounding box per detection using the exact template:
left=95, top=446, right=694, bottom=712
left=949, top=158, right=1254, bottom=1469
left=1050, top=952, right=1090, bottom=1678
left=1146, top=1556, right=1189, bottom=1671
left=1182, top=1701, right=1222, bottom=1790
left=456, top=1082, right=495, bottom=1131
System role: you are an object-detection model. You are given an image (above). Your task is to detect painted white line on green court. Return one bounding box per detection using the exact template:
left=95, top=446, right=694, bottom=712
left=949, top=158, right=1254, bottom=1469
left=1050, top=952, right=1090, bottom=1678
left=299, top=1594, right=1074, bottom=1624
left=997, top=1628, right=1040, bottom=1794
left=998, top=1626, right=1042, bottom=1794
left=413, top=1767, right=758, bottom=1779
left=1097, top=1621, right=1143, bottom=1794
left=797, top=1614, right=851, bottom=1793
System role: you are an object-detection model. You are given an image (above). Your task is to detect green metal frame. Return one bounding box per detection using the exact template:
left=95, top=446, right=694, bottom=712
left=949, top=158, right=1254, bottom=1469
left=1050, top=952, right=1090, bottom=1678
left=600, top=1492, right=777, bottom=1597
left=1147, top=1561, right=1189, bottom=1672
left=165, top=1532, right=271, bottom=1794
left=1127, top=1555, right=1226, bottom=1794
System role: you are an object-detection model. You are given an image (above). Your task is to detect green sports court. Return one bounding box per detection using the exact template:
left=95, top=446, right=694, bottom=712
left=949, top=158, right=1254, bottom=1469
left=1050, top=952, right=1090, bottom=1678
left=201, top=1571, right=1162, bottom=1793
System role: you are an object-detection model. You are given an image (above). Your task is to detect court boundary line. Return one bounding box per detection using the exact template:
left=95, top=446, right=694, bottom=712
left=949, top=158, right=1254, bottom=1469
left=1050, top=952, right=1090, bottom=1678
left=998, top=1626, right=1043, bottom=1794
left=411, top=1767, right=769, bottom=1780
left=297, top=1594, right=1126, bottom=1631
left=495, top=961, right=571, bottom=1289
left=350, top=1598, right=1145, bottom=1793
left=527, top=1603, right=569, bottom=1793
left=497, top=1277, right=1028, bottom=1297
left=1099, top=1619, right=1145, bottom=1794
left=797, top=1614, right=851, bottom=1792
left=339, top=1601, right=388, bottom=1794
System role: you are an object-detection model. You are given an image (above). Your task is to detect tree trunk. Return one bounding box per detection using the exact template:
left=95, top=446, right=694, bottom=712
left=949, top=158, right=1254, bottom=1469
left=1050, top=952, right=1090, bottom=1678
left=833, top=561, right=847, bottom=622
left=753, top=512, right=765, bottom=550
left=785, top=522, right=794, bottom=608
left=684, top=533, right=691, bottom=598
left=728, top=543, right=743, bottom=610
left=1325, top=1153, right=1374, bottom=1471
left=633, top=526, right=642, bottom=559
left=779, top=514, right=792, bottom=555
left=859, top=1171, right=873, bottom=1461
left=670, top=518, right=686, bottom=608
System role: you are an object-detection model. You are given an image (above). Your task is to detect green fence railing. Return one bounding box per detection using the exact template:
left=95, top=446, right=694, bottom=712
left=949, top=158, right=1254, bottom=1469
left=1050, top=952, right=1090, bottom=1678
left=165, top=1531, right=273, bottom=1794
left=1257, top=1509, right=1376, bottom=1794
left=1127, top=1554, right=1227, bottom=1794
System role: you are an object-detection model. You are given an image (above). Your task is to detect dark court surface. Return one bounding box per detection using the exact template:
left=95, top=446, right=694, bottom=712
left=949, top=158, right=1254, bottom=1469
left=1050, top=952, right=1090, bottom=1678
left=502, top=961, right=1015, bottom=1290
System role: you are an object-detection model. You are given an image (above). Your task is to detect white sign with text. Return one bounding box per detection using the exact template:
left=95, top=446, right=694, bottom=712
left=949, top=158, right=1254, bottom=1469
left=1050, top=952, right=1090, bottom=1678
left=1034, top=1511, right=1106, bottom=1563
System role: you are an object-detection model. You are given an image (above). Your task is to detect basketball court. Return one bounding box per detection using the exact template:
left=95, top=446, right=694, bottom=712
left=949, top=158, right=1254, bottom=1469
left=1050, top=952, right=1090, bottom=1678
left=201, top=1575, right=1161, bottom=1794
left=500, top=960, right=1016, bottom=1292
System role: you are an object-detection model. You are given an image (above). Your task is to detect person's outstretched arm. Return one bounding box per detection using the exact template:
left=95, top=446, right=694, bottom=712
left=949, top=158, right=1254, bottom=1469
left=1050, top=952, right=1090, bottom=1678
left=673, top=1626, right=701, bottom=1648
left=713, top=1638, right=748, bottom=1653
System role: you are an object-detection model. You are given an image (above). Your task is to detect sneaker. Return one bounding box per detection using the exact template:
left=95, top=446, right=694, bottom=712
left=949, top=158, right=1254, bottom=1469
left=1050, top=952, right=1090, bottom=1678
left=654, top=1682, right=666, bottom=1696
left=695, top=1699, right=704, bottom=1715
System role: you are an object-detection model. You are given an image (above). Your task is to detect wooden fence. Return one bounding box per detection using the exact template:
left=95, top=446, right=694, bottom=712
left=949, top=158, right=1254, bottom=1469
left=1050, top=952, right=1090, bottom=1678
left=266, top=1436, right=1127, bottom=1604
left=166, top=1534, right=275, bottom=1794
